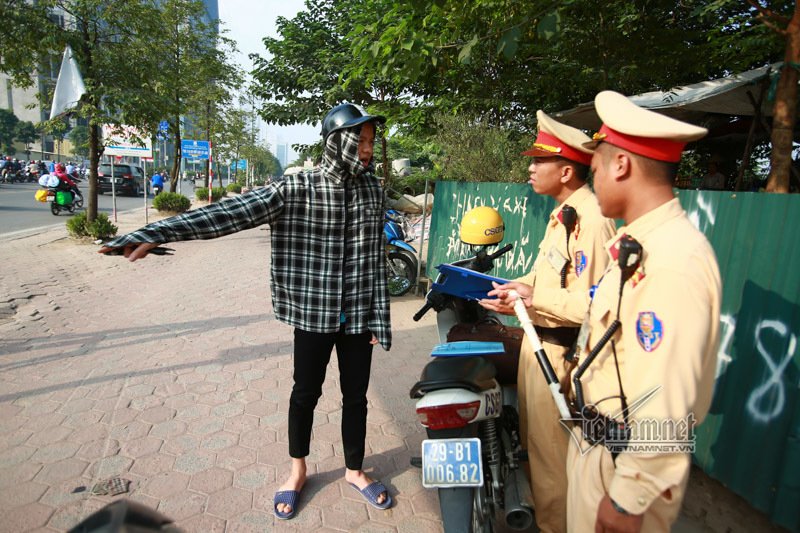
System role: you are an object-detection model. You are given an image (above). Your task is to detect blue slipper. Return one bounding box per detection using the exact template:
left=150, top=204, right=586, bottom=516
left=349, top=480, right=393, bottom=510
left=273, top=489, right=300, bottom=520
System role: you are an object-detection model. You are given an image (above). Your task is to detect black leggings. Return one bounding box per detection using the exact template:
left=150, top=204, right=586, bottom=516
left=288, top=327, right=374, bottom=470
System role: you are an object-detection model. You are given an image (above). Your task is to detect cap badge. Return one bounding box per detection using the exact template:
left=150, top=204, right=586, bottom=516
left=532, top=143, right=562, bottom=154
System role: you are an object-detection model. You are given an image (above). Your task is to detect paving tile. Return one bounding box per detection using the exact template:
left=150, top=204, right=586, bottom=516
left=216, top=445, right=257, bottom=471
left=120, top=436, right=164, bottom=458
left=0, top=445, right=37, bottom=468
left=142, top=471, right=191, bottom=499
left=25, top=425, right=74, bottom=447
left=137, top=405, right=176, bottom=424
left=129, top=395, right=166, bottom=410
left=67, top=423, right=111, bottom=446
left=85, top=455, right=133, bottom=478
left=200, top=431, right=239, bottom=451
left=0, top=480, right=48, bottom=510
left=157, top=490, right=208, bottom=521
left=174, top=449, right=216, bottom=475
left=130, top=452, right=176, bottom=477
left=176, top=513, right=227, bottom=533
left=77, top=438, right=120, bottom=460
left=187, top=417, right=225, bottom=436
left=162, top=434, right=201, bottom=455
left=0, top=461, right=42, bottom=489
left=206, top=486, right=252, bottom=519
left=175, top=403, right=211, bottom=421
left=47, top=498, right=108, bottom=531
left=321, top=497, right=370, bottom=531
left=223, top=413, right=261, bottom=433
left=224, top=510, right=274, bottom=533
left=149, top=419, right=188, bottom=439
left=234, top=463, right=276, bottom=491
left=189, top=467, right=234, bottom=494
left=5, top=502, right=55, bottom=532
left=109, top=420, right=152, bottom=441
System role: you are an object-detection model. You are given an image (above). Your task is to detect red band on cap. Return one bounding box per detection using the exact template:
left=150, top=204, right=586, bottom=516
left=596, top=125, right=686, bottom=163
left=522, top=131, right=592, bottom=166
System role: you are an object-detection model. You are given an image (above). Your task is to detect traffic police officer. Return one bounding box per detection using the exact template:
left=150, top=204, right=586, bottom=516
left=566, top=91, right=721, bottom=532
left=481, top=110, right=616, bottom=532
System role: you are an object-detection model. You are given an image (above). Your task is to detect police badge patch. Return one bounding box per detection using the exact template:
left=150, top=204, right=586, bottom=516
left=575, top=251, right=587, bottom=277
left=636, top=312, right=663, bottom=352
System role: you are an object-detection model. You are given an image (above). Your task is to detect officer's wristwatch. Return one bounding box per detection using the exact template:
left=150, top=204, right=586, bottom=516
left=611, top=498, right=631, bottom=515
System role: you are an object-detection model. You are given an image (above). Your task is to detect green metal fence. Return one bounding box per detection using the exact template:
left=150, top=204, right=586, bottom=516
left=426, top=181, right=800, bottom=531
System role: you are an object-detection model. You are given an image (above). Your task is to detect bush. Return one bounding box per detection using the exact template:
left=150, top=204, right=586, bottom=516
left=66, top=212, right=118, bottom=240
left=226, top=182, right=242, bottom=194
left=195, top=187, right=226, bottom=202
left=152, top=192, right=191, bottom=213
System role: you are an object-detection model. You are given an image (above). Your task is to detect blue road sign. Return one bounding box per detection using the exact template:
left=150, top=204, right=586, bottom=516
left=181, top=139, right=210, bottom=159
left=156, top=120, right=170, bottom=141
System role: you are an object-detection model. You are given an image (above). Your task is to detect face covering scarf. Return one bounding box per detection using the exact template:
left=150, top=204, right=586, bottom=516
left=320, top=126, right=375, bottom=183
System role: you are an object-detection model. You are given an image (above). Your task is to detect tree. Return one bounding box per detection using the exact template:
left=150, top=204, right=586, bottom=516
left=0, top=109, right=20, bottom=154
left=68, top=125, right=90, bottom=157
left=14, top=121, right=39, bottom=158
left=748, top=0, right=800, bottom=193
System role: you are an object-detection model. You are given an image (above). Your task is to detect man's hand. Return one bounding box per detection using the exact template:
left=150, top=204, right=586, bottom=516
left=98, top=243, right=161, bottom=262
left=595, top=494, right=643, bottom=533
left=478, top=281, right=533, bottom=316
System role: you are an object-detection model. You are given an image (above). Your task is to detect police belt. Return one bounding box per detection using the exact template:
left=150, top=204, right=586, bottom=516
left=536, top=326, right=580, bottom=347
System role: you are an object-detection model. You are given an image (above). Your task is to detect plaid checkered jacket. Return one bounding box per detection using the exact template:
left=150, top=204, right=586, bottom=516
left=105, top=170, right=392, bottom=350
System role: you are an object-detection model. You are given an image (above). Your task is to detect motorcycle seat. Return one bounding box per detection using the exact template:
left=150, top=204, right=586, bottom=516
left=409, top=356, right=496, bottom=398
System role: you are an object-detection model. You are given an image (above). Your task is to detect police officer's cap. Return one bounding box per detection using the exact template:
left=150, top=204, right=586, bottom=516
left=321, top=103, right=386, bottom=141
left=585, top=91, right=707, bottom=163
left=521, top=110, right=593, bottom=166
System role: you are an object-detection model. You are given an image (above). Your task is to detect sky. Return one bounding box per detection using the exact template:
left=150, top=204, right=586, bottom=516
left=217, top=0, right=319, bottom=162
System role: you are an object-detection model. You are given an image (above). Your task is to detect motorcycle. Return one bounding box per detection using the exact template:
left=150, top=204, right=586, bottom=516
left=409, top=206, right=536, bottom=532
left=385, top=209, right=419, bottom=296
left=46, top=187, right=84, bottom=215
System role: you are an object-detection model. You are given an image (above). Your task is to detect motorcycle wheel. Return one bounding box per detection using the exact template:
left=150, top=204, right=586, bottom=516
left=50, top=202, right=59, bottom=215
left=472, top=483, right=494, bottom=533
left=386, top=250, right=416, bottom=296
left=74, top=196, right=84, bottom=209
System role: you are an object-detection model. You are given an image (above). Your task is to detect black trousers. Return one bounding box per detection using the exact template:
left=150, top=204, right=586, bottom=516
left=288, top=327, right=374, bottom=470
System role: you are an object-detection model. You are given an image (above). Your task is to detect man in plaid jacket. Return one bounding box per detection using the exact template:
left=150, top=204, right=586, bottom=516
left=101, top=103, right=393, bottom=517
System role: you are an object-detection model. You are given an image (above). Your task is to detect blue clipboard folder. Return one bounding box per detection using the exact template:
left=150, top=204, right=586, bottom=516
left=432, top=263, right=510, bottom=301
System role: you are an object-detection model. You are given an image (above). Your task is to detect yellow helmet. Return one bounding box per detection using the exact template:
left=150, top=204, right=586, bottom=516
left=459, top=206, right=505, bottom=245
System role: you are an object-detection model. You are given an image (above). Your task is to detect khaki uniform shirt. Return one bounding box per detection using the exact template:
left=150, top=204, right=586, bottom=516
left=517, top=184, right=616, bottom=327
left=575, top=198, right=721, bottom=514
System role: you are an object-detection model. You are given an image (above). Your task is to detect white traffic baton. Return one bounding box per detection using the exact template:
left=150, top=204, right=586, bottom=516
left=510, top=290, right=572, bottom=419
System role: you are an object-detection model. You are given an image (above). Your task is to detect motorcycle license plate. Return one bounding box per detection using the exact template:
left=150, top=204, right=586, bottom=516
left=421, top=438, right=483, bottom=488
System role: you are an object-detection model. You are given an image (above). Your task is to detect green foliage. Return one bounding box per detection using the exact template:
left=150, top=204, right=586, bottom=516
left=66, top=212, right=118, bottom=240
left=0, top=109, right=20, bottom=153
left=226, top=183, right=243, bottom=194
left=152, top=192, right=191, bottom=213
left=68, top=126, right=90, bottom=157
left=195, top=187, right=226, bottom=202
left=65, top=212, right=88, bottom=238
left=14, top=121, right=38, bottom=148
left=432, top=113, right=529, bottom=184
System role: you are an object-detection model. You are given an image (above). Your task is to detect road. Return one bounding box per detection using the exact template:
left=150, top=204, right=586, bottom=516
left=0, top=180, right=193, bottom=237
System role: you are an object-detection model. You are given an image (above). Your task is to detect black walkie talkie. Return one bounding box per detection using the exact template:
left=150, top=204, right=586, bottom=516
left=560, top=205, right=578, bottom=288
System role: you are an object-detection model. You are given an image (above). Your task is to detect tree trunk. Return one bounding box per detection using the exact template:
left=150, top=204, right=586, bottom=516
left=170, top=116, right=181, bottom=193
left=767, top=1, right=800, bottom=193
left=87, top=122, right=100, bottom=222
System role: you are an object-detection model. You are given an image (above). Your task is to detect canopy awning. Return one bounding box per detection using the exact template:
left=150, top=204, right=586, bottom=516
left=553, top=64, right=780, bottom=131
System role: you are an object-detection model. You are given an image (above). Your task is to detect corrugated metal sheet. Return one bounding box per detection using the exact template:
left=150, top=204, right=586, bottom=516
left=426, top=181, right=800, bottom=531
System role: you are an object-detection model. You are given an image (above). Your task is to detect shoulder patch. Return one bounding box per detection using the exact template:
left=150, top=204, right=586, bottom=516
left=636, top=312, right=663, bottom=352
left=575, top=251, right=587, bottom=277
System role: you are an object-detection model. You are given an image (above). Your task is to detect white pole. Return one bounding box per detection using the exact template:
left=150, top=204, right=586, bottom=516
left=111, top=156, right=117, bottom=222
left=143, top=158, right=148, bottom=224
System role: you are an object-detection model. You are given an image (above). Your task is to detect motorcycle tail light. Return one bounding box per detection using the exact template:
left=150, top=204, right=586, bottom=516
left=416, top=401, right=480, bottom=429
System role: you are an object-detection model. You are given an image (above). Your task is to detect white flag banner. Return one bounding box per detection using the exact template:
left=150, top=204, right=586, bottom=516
left=49, top=45, right=87, bottom=120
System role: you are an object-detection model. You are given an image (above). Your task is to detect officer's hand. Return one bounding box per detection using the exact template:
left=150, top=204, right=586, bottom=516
left=98, top=242, right=161, bottom=262
left=479, top=281, right=533, bottom=315
left=595, top=494, right=643, bottom=533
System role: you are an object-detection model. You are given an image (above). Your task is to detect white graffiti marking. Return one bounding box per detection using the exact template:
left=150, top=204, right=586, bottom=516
left=687, top=193, right=716, bottom=233
left=746, top=320, right=798, bottom=424
left=716, top=314, right=736, bottom=379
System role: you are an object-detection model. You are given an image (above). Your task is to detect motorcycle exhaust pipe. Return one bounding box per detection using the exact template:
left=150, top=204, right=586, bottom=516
left=503, top=467, right=535, bottom=530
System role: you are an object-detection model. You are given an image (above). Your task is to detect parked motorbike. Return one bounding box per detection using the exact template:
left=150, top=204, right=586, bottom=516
left=385, top=209, right=419, bottom=296
left=409, top=206, right=535, bottom=532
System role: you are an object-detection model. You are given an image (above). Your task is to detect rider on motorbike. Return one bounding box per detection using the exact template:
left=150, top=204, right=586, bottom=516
left=54, top=162, right=83, bottom=203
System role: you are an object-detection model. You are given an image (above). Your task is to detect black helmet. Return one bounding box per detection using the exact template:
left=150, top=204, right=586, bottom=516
left=321, top=103, right=385, bottom=140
